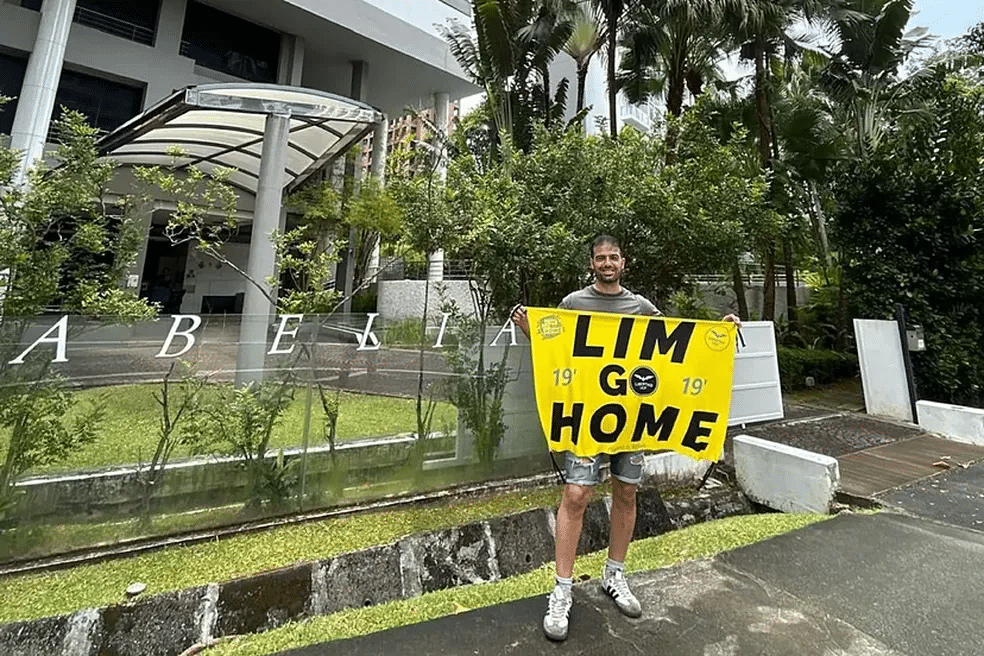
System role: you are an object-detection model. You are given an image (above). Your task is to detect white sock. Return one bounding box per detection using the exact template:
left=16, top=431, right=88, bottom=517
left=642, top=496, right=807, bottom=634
left=604, top=557, right=624, bottom=579
left=555, top=575, right=573, bottom=596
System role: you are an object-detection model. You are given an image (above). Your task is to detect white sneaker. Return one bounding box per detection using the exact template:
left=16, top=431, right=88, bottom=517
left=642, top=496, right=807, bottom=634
left=602, top=569, right=642, bottom=618
left=542, top=586, right=572, bottom=641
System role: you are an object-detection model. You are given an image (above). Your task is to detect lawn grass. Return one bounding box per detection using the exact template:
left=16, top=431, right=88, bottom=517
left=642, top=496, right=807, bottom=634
left=11, top=384, right=456, bottom=474
left=207, top=512, right=828, bottom=656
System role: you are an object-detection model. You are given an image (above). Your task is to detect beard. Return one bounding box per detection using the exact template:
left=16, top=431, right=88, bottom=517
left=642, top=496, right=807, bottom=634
left=594, top=268, right=621, bottom=283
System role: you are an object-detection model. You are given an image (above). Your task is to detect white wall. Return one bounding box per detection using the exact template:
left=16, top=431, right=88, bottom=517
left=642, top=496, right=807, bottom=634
left=377, top=280, right=475, bottom=321
left=360, top=0, right=469, bottom=36
left=180, top=243, right=250, bottom=314
left=549, top=53, right=653, bottom=135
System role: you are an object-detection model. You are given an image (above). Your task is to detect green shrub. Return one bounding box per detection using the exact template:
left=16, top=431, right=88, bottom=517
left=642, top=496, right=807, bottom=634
left=383, top=317, right=428, bottom=347
left=777, top=347, right=859, bottom=391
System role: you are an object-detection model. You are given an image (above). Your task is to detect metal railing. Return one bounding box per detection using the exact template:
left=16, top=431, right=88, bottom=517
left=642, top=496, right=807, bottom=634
left=74, top=5, right=155, bottom=46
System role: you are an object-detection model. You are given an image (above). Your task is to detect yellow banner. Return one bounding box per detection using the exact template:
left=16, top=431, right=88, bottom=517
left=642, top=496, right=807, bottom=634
left=527, top=308, right=736, bottom=462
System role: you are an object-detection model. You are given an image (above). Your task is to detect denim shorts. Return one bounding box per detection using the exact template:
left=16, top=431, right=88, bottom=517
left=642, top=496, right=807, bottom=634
left=562, top=451, right=644, bottom=486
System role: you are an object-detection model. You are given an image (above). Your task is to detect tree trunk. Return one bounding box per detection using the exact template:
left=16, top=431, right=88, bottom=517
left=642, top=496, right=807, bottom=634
left=542, top=64, right=551, bottom=126
left=754, top=42, right=777, bottom=323
left=664, top=60, right=686, bottom=164
left=807, top=180, right=832, bottom=272
left=732, top=262, right=749, bottom=320
left=607, top=6, right=618, bottom=138
left=754, top=43, right=773, bottom=169
left=782, top=235, right=797, bottom=329
left=761, top=243, right=776, bottom=323
left=667, top=57, right=686, bottom=118
left=576, top=64, right=587, bottom=114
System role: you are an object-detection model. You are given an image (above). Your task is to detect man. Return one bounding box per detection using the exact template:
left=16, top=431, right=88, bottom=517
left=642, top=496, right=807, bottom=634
left=512, top=234, right=740, bottom=641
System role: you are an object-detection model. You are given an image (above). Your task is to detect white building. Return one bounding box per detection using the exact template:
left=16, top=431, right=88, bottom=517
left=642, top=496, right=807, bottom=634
left=549, top=50, right=658, bottom=135
left=0, top=0, right=478, bottom=317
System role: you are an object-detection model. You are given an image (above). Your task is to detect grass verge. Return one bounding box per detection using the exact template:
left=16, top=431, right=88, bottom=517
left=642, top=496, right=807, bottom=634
left=0, top=486, right=567, bottom=623
left=207, top=512, right=828, bottom=655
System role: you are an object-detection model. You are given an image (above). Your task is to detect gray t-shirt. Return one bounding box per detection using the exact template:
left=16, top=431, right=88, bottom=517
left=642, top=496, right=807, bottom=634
left=558, top=285, right=661, bottom=316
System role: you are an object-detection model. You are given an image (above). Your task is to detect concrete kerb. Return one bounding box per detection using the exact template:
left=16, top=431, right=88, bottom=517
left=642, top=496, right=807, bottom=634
left=733, top=434, right=840, bottom=514
left=0, top=485, right=752, bottom=656
left=917, top=400, right=984, bottom=446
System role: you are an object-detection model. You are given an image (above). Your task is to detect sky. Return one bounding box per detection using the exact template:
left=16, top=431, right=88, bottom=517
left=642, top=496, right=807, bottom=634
left=910, top=1, right=984, bottom=41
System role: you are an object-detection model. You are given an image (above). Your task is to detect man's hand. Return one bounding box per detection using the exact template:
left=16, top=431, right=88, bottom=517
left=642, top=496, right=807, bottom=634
left=721, top=313, right=742, bottom=330
left=511, top=304, right=530, bottom=338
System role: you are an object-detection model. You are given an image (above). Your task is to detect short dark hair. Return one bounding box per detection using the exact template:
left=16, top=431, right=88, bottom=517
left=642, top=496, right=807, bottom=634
left=590, top=234, right=622, bottom=258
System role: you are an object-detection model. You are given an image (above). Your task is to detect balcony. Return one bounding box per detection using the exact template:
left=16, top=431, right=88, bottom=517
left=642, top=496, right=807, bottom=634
left=75, top=5, right=155, bottom=45
left=20, top=1, right=156, bottom=46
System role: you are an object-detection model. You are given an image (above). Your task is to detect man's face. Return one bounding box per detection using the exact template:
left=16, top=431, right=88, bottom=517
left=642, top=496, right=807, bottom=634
left=590, top=243, right=625, bottom=284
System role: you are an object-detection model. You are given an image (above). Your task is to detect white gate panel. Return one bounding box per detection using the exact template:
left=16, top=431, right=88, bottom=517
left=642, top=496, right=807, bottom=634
left=729, top=321, right=784, bottom=426
left=854, top=319, right=912, bottom=422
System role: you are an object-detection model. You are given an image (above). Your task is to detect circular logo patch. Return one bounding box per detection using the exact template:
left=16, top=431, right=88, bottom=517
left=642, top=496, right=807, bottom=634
left=704, top=326, right=731, bottom=352
left=629, top=366, right=659, bottom=396
left=537, top=315, right=564, bottom=339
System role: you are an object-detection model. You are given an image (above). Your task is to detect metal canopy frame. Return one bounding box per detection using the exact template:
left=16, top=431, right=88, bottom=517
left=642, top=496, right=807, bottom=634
left=97, top=83, right=384, bottom=195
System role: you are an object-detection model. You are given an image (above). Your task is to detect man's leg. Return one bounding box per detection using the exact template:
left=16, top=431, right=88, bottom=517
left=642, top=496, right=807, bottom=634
left=544, top=455, right=600, bottom=641
left=554, top=482, right=593, bottom=577
left=601, top=453, right=643, bottom=618
left=607, top=476, right=637, bottom=563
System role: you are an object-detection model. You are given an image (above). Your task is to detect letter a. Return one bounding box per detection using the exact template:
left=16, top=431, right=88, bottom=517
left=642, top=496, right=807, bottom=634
left=156, top=315, right=203, bottom=358
left=490, top=318, right=517, bottom=347
left=9, top=315, right=69, bottom=364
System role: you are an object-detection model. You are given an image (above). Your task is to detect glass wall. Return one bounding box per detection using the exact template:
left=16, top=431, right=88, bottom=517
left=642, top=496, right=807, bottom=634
left=0, top=312, right=549, bottom=564
left=180, top=1, right=280, bottom=83
left=0, top=50, right=143, bottom=135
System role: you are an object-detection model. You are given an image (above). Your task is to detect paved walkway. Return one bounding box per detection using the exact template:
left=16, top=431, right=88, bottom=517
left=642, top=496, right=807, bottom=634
left=279, top=396, right=984, bottom=656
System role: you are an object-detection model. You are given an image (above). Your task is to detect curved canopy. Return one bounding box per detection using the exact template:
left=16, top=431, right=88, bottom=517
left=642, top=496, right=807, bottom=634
left=97, top=83, right=384, bottom=195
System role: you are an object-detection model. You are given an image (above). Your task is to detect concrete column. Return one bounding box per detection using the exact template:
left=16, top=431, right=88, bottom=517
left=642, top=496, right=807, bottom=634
left=127, top=209, right=156, bottom=295
left=278, top=34, right=305, bottom=86
left=338, top=60, right=368, bottom=313
left=9, top=0, right=77, bottom=186
left=370, top=114, right=388, bottom=183
left=366, top=114, right=388, bottom=283
left=428, top=92, right=450, bottom=282
left=235, top=112, right=290, bottom=388
left=155, top=0, right=186, bottom=54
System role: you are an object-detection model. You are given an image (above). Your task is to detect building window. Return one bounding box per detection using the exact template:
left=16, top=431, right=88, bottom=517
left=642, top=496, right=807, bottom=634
left=21, top=0, right=160, bottom=47
left=55, top=67, right=145, bottom=133
left=180, top=1, right=280, bottom=83
left=0, top=50, right=143, bottom=136
left=0, top=51, right=29, bottom=135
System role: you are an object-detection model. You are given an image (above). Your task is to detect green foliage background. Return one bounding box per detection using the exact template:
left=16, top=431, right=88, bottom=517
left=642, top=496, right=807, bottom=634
left=832, top=75, right=984, bottom=406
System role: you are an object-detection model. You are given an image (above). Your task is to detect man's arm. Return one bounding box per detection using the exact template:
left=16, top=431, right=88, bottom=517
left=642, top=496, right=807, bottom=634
left=511, top=304, right=531, bottom=338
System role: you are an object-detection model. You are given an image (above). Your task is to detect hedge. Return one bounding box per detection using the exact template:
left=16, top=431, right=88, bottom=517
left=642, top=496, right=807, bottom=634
left=777, top=347, right=859, bottom=391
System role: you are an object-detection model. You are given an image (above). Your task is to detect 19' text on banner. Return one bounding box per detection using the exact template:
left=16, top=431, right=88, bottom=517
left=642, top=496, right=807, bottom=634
left=527, top=308, right=737, bottom=462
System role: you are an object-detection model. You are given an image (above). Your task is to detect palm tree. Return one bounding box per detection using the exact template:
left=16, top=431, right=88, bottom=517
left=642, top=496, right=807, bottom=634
left=519, top=0, right=579, bottom=125
left=592, top=0, right=629, bottom=136
left=618, top=0, right=728, bottom=118
left=563, top=3, right=604, bottom=115
left=718, top=0, right=838, bottom=322
left=442, top=0, right=578, bottom=150
left=819, top=0, right=928, bottom=158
